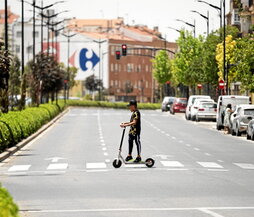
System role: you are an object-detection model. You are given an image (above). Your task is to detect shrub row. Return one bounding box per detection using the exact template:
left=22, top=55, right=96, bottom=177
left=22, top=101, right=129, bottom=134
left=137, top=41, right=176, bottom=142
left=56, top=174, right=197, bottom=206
left=0, top=183, right=19, bottom=217
left=0, top=102, right=65, bottom=153
left=66, top=100, right=161, bottom=110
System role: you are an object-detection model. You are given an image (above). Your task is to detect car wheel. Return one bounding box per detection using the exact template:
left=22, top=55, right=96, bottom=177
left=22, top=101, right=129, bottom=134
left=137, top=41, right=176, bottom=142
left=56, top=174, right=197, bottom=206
left=191, top=115, right=196, bottom=121
left=252, top=134, right=254, bottom=141
left=172, top=110, right=175, bottom=115
left=231, top=128, right=236, bottom=136
left=247, top=134, right=251, bottom=140
left=196, top=116, right=200, bottom=122
left=217, top=124, right=222, bottom=131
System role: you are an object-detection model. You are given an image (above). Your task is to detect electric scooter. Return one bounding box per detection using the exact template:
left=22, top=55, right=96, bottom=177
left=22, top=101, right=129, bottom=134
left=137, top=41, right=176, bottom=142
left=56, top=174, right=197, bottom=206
left=112, top=127, right=155, bottom=168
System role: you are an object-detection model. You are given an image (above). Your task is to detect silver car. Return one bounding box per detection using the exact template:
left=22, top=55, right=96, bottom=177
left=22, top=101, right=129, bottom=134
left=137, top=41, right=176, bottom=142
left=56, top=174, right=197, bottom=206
left=231, top=105, right=254, bottom=136
left=195, top=102, right=217, bottom=122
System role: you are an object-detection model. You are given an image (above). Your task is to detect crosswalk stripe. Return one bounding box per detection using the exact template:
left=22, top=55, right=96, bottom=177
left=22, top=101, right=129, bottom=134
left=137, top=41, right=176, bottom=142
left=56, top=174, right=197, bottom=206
left=234, top=163, right=254, bottom=170
left=8, top=165, right=31, bottom=172
left=47, top=163, right=68, bottom=170
left=197, top=162, right=223, bottom=169
left=86, top=162, right=107, bottom=169
left=160, top=161, right=184, bottom=167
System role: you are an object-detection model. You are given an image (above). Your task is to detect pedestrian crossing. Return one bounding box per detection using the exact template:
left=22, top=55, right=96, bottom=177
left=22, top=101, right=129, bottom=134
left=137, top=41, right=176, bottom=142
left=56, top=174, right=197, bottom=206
left=1, top=160, right=254, bottom=176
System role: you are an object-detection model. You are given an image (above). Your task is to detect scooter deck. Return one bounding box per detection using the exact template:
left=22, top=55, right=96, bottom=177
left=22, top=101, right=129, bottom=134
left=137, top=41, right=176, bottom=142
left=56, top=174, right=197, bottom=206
left=124, top=159, right=146, bottom=165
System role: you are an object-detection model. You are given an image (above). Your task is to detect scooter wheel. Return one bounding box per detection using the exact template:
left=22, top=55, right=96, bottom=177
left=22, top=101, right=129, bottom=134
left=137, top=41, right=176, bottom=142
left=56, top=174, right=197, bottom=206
left=145, top=158, right=155, bottom=168
left=113, top=159, right=122, bottom=168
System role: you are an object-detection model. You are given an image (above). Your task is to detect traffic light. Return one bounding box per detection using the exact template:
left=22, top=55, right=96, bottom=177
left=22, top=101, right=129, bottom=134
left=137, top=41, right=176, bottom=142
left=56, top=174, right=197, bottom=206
left=122, top=44, right=127, bottom=56
left=115, top=50, right=121, bottom=60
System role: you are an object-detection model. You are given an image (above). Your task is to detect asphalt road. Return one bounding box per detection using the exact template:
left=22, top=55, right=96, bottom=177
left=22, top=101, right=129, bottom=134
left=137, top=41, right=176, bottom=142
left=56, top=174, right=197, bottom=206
left=1, top=108, right=254, bottom=217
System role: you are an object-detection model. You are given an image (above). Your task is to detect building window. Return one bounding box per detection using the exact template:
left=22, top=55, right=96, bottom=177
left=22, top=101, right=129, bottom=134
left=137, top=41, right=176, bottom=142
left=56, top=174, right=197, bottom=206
left=33, top=31, right=39, bottom=38
left=27, top=45, right=33, bottom=54
left=111, top=46, right=115, bottom=55
left=127, top=63, right=133, bottom=72
left=16, top=31, right=22, bottom=38
left=15, top=45, right=20, bottom=53
left=111, top=63, right=114, bottom=72
left=111, top=80, right=114, bottom=86
left=146, top=65, right=149, bottom=72
left=115, top=63, right=118, bottom=72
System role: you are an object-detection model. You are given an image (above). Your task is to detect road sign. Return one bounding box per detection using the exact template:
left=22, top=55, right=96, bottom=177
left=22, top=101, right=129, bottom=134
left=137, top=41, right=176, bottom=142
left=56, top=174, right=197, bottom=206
left=219, top=79, right=225, bottom=90
left=197, top=84, right=202, bottom=89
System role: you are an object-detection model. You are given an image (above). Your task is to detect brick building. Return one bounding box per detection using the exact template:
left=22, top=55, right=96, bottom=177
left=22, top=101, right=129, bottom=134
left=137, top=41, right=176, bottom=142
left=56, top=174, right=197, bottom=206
left=67, top=18, right=177, bottom=102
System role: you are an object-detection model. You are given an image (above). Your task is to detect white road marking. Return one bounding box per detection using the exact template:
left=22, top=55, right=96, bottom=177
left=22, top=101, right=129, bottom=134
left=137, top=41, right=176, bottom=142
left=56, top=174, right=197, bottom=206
left=166, top=134, right=170, bottom=137
left=186, top=144, right=191, bottom=147
left=27, top=206, right=254, bottom=213
left=234, top=163, right=254, bottom=170
left=101, top=143, right=106, bottom=146
left=178, top=140, right=183, bottom=143
left=124, top=164, right=146, bottom=168
left=171, top=136, right=176, bottom=140
left=87, top=169, right=108, bottom=173
left=160, top=161, right=184, bottom=168
left=197, top=162, right=223, bottom=169
left=47, top=163, right=68, bottom=170
left=100, top=139, right=104, bottom=143
left=217, top=160, right=224, bottom=163
left=207, top=169, right=228, bottom=172
left=161, top=131, right=165, bottom=134
left=45, top=157, right=65, bottom=163
left=105, top=159, right=110, bottom=163
left=102, top=147, right=107, bottom=151
left=86, top=162, right=107, bottom=169
left=194, top=148, right=200, bottom=151
left=104, top=152, right=109, bottom=156
left=205, top=153, right=211, bottom=156
left=8, top=165, right=31, bottom=172
left=198, top=208, right=225, bottom=217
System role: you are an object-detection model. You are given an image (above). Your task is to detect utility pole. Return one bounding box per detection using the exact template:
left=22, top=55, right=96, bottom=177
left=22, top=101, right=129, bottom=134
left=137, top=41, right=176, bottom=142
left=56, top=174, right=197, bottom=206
left=4, top=0, right=8, bottom=51
left=223, top=0, right=226, bottom=93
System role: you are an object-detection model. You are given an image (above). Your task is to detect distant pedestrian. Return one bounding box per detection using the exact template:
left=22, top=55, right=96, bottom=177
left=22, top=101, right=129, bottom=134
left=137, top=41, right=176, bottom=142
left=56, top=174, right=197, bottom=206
left=224, top=104, right=233, bottom=134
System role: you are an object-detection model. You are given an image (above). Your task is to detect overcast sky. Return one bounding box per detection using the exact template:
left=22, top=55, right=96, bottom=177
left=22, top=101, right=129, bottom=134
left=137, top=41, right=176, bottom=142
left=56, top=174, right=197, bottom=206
left=1, top=0, right=229, bottom=42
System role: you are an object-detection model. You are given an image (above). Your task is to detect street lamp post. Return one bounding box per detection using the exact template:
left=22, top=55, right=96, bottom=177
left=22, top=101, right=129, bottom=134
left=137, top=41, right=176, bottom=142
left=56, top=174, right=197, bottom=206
left=191, top=10, right=209, bottom=37
left=93, top=39, right=107, bottom=101
left=167, top=26, right=181, bottom=33
left=4, top=0, right=8, bottom=51
left=176, top=19, right=196, bottom=37
left=62, top=32, right=77, bottom=101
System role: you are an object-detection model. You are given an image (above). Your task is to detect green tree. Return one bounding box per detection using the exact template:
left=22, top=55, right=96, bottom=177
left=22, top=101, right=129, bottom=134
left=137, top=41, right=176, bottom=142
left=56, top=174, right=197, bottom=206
left=152, top=50, right=172, bottom=100
left=234, top=36, right=254, bottom=92
left=171, top=30, right=204, bottom=95
left=0, top=41, right=11, bottom=113
left=85, top=75, right=103, bottom=93
left=9, top=56, right=21, bottom=109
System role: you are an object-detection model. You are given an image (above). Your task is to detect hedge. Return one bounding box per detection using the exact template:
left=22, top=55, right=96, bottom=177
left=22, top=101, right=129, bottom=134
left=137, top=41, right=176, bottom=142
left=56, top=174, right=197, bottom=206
left=0, top=183, right=19, bottom=217
left=66, top=100, right=161, bottom=110
left=0, top=103, right=65, bottom=153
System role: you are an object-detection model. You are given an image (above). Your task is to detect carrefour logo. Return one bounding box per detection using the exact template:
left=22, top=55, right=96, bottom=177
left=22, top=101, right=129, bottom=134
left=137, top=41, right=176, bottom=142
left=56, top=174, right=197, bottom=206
left=79, top=48, right=100, bottom=71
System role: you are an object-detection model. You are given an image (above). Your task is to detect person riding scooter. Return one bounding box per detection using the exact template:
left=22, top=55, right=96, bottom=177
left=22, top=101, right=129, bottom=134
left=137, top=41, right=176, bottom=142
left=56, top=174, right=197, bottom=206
left=120, top=100, right=142, bottom=163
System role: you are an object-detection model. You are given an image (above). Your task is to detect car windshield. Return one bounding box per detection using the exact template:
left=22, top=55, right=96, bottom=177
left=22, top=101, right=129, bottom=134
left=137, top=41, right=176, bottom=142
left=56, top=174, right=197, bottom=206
left=177, top=99, right=187, bottom=104
left=202, top=103, right=216, bottom=108
left=244, top=109, right=254, bottom=116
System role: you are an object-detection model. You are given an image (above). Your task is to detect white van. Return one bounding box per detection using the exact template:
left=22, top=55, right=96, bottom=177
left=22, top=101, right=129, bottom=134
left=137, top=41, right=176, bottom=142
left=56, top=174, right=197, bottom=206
left=216, top=95, right=250, bottom=130
left=185, top=95, right=211, bottom=120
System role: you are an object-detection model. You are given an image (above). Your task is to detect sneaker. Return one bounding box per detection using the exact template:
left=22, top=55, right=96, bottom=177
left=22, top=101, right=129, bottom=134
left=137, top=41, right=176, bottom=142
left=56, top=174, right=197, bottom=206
left=125, top=156, right=133, bottom=162
left=134, top=157, right=142, bottom=163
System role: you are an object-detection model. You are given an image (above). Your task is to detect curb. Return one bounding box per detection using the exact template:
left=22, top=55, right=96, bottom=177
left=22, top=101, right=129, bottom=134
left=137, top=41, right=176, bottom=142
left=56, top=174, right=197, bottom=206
left=0, top=108, right=70, bottom=162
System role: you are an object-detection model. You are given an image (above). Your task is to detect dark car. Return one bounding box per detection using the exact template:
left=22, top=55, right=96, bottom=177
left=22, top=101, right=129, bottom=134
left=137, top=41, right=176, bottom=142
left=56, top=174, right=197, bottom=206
left=170, top=98, right=187, bottom=114
left=161, top=96, right=176, bottom=112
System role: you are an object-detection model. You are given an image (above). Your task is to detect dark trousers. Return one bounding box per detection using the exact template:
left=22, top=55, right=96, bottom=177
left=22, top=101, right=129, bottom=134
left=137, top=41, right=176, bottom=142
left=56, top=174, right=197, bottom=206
left=128, top=134, right=141, bottom=156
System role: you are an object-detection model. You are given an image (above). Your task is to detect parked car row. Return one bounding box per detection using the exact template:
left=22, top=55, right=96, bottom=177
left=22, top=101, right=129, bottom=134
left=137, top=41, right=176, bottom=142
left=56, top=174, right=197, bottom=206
left=162, top=94, right=254, bottom=141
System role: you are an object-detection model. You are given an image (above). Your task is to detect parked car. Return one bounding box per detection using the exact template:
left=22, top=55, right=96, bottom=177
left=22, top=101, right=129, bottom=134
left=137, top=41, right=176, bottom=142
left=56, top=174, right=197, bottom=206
left=195, top=102, right=217, bottom=122
left=190, top=99, right=214, bottom=121
left=246, top=119, right=254, bottom=140
left=230, top=104, right=254, bottom=136
left=185, top=95, right=211, bottom=120
left=170, top=98, right=187, bottom=114
left=161, top=96, right=176, bottom=112
left=216, top=95, right=250, bottom=130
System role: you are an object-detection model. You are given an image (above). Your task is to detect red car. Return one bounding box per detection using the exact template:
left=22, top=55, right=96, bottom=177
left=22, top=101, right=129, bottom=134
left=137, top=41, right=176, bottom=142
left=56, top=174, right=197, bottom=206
left=170, top=98, right=187, bottom=114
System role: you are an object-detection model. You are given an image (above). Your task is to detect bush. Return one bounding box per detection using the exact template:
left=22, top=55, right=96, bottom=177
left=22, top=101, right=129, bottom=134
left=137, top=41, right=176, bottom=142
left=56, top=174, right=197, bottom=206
left=66, top=100, right=160, bottom=110
left=0, top=183, right=19, bottom=217
left=0, top=103, right=64, bottom=153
